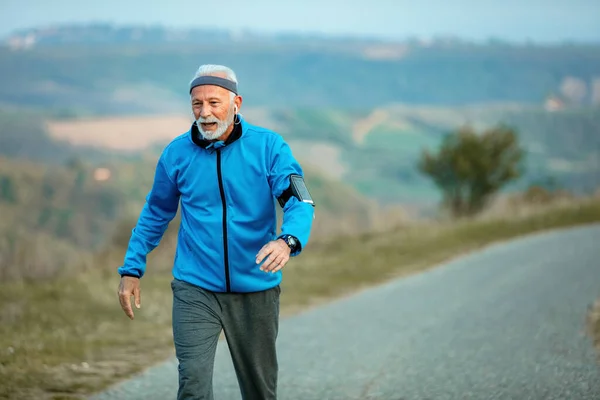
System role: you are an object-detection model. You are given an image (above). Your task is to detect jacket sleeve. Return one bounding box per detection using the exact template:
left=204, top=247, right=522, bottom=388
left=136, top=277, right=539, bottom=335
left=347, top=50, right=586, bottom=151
left=117, top=151, right=180, bottom=278
left=268, top=135, right=315, bottom=256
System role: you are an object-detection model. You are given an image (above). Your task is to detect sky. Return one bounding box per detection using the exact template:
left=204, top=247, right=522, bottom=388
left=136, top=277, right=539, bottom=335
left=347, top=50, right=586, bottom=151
left=1, top=0, right=599, bottom=43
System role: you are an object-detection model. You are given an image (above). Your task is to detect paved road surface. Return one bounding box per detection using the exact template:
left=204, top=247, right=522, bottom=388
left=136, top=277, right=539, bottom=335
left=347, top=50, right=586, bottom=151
left=90, top=224, right=600, bottom=399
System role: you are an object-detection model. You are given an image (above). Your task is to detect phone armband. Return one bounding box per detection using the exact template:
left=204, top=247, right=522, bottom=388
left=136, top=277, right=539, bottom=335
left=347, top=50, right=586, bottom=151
left=277, top=174, right=315, bottom=208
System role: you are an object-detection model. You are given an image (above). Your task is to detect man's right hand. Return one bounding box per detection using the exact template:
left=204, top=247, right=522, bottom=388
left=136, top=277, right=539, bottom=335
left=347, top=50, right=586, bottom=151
left=118, top=276, right=141, bottom=320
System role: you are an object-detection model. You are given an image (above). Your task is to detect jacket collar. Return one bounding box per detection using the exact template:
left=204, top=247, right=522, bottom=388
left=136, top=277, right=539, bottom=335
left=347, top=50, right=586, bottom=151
left=190, top=114, right=243, bottom=150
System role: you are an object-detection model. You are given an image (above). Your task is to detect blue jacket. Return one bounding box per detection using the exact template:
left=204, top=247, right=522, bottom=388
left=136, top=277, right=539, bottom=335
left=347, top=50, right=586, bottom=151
left=118, top=115, right=314, bottom=293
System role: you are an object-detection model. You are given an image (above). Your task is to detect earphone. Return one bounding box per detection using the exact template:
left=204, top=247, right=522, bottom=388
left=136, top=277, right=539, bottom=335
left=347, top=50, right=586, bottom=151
left=234, top=106, right=238, bottom=114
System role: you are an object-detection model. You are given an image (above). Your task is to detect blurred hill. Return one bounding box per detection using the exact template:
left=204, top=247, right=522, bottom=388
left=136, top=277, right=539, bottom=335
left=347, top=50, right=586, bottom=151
left=1, top=23, right=599, bottom=246
left=30, top=104, right=600, bottom=205
left=269, top=105, right=600, bottom=203
left=1, top=24, right=600, bottom=114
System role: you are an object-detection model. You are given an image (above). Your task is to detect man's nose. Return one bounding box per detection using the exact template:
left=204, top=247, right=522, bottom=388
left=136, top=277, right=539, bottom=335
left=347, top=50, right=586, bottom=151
left=199, top=107, right=211, bottom=118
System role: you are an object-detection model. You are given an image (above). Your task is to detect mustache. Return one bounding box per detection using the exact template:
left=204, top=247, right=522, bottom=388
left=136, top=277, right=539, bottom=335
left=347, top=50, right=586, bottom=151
left=197, top=116, right=222, bottom=123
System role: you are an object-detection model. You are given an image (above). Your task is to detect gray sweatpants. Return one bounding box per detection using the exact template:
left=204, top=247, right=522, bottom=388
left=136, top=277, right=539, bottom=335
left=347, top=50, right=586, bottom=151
left=171, top=278, right=280, bottom=400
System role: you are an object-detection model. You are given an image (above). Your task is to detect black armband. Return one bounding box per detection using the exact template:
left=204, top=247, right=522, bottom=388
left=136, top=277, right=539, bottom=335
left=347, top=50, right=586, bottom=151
left=277, top=174, right=315, bottom=208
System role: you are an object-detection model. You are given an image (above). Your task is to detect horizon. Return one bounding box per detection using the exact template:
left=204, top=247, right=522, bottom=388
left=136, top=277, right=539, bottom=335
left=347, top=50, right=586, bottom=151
left=1, top=0, right=599, bottom=44
left=4, top=21, right=600, bottom=46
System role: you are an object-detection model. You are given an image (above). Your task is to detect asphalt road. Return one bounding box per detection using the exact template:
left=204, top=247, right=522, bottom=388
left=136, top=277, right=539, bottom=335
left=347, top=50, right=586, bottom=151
left=90, top=224, right=600, bottom=399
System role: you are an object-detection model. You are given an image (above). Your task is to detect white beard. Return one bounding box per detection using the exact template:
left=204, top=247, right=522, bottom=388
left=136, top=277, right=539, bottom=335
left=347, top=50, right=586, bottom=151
left=195, top=104, right=235, bottom=141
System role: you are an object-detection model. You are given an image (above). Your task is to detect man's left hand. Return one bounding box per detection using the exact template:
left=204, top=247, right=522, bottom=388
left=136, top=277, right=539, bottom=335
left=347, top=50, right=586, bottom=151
left=256, top=239, right=291, bottom=273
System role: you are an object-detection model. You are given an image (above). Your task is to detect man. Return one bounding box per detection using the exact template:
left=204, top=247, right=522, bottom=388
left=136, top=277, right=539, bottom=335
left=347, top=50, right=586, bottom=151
left=117, top=64, right=315, bottom=399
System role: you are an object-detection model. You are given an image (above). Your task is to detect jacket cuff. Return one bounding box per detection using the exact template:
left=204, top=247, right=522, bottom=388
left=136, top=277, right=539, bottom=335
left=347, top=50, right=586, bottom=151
left=277, top=234, right=302, bottom=257
left=117, top=265, right=142, bottom=279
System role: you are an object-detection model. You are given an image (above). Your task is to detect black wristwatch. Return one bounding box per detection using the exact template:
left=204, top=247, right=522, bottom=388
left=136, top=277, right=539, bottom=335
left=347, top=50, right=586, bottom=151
left=280, top=234, right=299, bottom=252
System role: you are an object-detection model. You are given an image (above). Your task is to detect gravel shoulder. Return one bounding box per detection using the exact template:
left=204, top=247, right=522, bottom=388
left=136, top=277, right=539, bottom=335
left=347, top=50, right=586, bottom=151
left=90, top=224, right=600, bottom=400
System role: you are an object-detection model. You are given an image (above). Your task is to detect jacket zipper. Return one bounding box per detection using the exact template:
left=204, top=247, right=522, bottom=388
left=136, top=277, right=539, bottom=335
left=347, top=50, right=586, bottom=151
left=216, top=149, right=231, bottom=292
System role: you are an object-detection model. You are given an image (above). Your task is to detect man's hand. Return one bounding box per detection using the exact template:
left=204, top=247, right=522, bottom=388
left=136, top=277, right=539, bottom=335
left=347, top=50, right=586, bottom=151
left=256, top=239, right=291, bottom=273
left=118, top=276, right=141, bottom=320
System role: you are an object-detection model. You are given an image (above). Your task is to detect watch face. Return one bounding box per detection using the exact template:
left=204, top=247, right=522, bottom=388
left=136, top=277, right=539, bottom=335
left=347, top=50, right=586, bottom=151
left=286, top=236, right=297, bottom=248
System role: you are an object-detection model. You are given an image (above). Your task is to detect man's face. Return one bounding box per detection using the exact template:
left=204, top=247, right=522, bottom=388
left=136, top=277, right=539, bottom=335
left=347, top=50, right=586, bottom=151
left=191, top=79, right=241, bottom=140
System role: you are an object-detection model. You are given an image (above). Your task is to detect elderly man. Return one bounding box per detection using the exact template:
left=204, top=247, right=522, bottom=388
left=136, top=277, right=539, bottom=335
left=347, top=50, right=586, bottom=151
left=117, top=64, right=315, bottom=399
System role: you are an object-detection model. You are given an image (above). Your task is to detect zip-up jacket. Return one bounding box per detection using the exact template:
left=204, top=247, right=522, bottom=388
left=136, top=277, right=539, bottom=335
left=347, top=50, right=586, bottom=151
left=117, top=115, right=314, bottom=293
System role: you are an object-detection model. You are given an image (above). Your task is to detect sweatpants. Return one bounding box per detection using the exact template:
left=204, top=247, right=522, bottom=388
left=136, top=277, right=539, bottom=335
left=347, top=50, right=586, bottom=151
left=171, top=278, right=280, bottom=400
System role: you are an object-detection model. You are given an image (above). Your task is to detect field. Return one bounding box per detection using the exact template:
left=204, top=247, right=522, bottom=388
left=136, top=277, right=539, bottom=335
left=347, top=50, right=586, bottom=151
left=44, top=108, right=286, bottom=153
left=46, top=115, right=191, bottom=152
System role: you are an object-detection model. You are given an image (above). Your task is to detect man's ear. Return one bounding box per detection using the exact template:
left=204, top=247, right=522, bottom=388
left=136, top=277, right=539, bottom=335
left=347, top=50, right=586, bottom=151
left=234, top=95, right=243, bottom=113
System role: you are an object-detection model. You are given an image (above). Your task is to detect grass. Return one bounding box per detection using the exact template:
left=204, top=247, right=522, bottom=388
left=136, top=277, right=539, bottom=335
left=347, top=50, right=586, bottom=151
left=0, top=273, right=175, bottom=400
left=587, top=298, right=600, bottom=359
left=1, top=195, right=600, bottom=399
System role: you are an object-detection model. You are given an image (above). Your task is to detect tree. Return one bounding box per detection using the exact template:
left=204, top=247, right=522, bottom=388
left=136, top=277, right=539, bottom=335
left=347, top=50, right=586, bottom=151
left=418, top=124, right=524, bottom=217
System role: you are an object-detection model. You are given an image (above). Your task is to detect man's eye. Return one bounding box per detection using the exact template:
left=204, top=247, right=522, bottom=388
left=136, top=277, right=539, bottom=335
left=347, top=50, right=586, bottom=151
left=210, top=102, right=219, bottom=105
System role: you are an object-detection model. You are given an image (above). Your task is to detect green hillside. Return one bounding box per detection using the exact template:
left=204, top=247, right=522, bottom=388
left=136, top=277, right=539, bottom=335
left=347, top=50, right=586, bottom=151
left=268, top=105, right=600, bottom=204
left=1, top=40, right=599, bottom=114
left=3, top=101, right=599, bottom=212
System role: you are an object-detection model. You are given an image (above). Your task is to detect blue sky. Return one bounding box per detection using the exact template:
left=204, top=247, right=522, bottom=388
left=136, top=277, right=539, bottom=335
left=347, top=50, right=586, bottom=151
left=1, top=0, right=599, bottom=43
